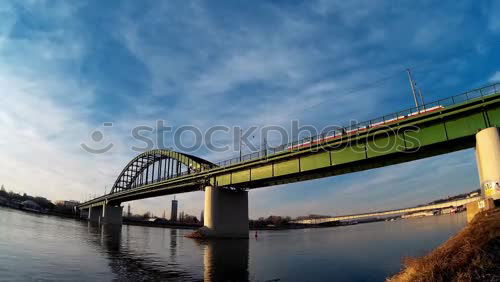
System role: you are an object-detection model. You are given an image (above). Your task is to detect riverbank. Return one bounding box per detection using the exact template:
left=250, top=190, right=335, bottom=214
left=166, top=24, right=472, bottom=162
left=123, top=219, right=201, bottom=229
left=388, top=208, right=500, bottom=281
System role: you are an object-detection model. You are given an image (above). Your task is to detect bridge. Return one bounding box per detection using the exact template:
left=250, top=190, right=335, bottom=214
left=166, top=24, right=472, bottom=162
left=79, top=83, right=500, bottom=238
left=291, top=196, right=480, bottom=224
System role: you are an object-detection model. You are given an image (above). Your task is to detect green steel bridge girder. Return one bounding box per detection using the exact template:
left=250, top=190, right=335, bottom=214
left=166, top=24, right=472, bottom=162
left=79, top=88, right=500, bottom=208
left=211, top=90, right=500, bottom=188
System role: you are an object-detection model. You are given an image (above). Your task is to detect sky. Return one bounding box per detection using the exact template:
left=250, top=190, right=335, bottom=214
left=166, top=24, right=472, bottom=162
left=0, top=0, right=499, bottom=219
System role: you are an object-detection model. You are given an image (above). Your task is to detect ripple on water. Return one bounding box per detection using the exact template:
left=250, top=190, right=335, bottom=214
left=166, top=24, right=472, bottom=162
left=0, top=206, right=466, bottom=281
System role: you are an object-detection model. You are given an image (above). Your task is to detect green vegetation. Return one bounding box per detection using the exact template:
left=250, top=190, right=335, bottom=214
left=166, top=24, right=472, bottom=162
left=250, top=215, right=292, bottom=229
left=0, top=184, right=54, bottom=210
left=124, top=210, right=200, bottom=225
left=0, top=184, right=78, bottom=216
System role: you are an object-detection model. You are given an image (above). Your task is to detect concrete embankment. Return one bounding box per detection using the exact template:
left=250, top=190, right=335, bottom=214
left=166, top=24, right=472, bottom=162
left=388, top=208, right=500, bottom=281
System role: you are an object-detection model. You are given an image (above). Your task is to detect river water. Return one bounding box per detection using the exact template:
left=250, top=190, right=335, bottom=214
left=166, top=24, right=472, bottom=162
left=0, top=206, right=467, bottom=281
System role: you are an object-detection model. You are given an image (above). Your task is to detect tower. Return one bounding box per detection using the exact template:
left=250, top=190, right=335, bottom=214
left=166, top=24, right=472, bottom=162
left=170, top=196, right=178, bottom=222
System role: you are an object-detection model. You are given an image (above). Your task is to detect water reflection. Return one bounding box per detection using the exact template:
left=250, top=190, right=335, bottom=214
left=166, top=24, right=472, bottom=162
left=198, top=239, right=250, bottom=282
left=79, top=214, right=467, bottom=281
left=85, top=223, right=250, bottom=281
left=0, top=207, right=468, bottom=281
left=170, top=229, right=177, bottom=259
left=86, top=223, right=196, bottom=281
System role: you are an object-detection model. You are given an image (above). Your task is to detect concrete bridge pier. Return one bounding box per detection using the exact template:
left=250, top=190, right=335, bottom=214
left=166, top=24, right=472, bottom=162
left=88, top=206, right=102, bottom=223
left=79, top=208, right=89, bottom=219
left=198, top=186, right=249, bottom=239
left=475, top=127, right=500, bottom=201
left=468, top=127, right=500, bottom=221
left=85, top=204, right=122, bottom=225
left=101, top=204, right=123, bottom=225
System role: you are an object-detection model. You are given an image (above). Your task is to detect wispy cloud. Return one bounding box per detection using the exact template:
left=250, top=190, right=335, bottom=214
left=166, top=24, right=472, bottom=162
left=488, top=1, right=500, bottom=32
left=489, top=71, right=500, bottom=83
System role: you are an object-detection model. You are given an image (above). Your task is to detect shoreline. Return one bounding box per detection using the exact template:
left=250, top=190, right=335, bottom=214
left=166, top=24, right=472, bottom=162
left=1, top=204, right=467, bottom=231
left=388, top=207, right=500, bottom=281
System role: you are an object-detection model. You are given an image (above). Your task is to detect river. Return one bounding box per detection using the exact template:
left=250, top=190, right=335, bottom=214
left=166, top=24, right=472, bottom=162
left=0, top=206, right=467, bottom=281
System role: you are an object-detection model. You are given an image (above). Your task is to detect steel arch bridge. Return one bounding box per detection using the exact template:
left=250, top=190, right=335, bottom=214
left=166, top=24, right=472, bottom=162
left=111, top=149, right=216, bottom=194
left=79, top=83, right=500, bottom=210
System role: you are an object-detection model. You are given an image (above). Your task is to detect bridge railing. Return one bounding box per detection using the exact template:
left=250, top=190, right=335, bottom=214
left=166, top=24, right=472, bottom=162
left=128, top=169, right=192, bottom=189
left=211, top=83, right=499, bottom=168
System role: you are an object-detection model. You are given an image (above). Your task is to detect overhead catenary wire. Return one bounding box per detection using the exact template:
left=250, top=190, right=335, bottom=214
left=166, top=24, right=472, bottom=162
left=229, top=41, right=497, bottom=161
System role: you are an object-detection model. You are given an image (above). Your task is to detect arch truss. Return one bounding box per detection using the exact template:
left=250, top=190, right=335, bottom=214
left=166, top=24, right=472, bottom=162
left=111, top=149, right=215, bottom=194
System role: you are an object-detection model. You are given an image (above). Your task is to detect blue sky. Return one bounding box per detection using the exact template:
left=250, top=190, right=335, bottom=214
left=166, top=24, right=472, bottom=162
left=0, top=1, right=499, bottom=218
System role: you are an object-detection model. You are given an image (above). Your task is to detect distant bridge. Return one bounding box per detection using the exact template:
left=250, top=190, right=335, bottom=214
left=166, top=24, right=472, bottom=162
left=290, top=196, right=480, bottom=224
left=78, top=83, right=500, bottom=238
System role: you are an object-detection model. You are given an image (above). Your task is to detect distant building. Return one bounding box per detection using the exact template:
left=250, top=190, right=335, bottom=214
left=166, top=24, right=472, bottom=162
left=153, top=218, right=168, bottom=224
left=171, top=198, right=178, bottom=222
left=21, top=200, right=41, bottom=212
left=441, top=207, right=456, bottom=214
left=54, top=200, right=79, bottom=209
left=402, top=211, right=434, bottom=219
left=469, top=192, right=480, bottom=198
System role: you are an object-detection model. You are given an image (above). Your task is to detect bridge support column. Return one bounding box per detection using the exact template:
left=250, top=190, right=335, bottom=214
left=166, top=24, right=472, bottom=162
left=476, top=127, right=500, bottom=201
left=101, top=204, right=123, bottom=225
left=468, top=127, right=500, bottom=222
left=88, top=206, right=102, bottom=223
left=80, top=208, right=89, bottom=219
left=198, top=186, right=249, bottom=239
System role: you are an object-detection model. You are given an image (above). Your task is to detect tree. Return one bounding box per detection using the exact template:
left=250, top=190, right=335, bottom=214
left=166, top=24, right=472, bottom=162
left=0, top=185, right=7, bottom=197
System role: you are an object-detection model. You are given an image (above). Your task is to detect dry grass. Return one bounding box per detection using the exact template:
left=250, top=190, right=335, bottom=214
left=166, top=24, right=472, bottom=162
left=388, top=208, right=500, bottom=282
